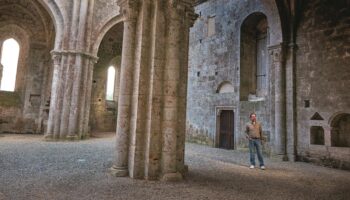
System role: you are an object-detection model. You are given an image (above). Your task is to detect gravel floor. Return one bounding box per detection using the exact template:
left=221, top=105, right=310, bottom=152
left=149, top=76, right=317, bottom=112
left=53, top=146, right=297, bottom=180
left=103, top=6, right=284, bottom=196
left=0, top=133, right=349, bottom=200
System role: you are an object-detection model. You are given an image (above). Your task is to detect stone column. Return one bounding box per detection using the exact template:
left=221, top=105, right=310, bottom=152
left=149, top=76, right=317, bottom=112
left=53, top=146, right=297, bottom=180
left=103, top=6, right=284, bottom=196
left=285, top=43, right=297, bottom=161
left=45, top=51, right=98, bottom=140
left=176, top=4, right=197, bottom=175
left=111, top=0, right=197, bottom=180
left=45, top=0, right=96, bottom=140
left=161, top=1, right=197, bottom=181
left=80, top=57, right=97, bottom=137
left=161, top=4, right=182, bottom=181
left=0, top=63, right=3, bottom=89
left=0, top=41, right=3, bottom=89
left=268, top=44, right=287, bottom=158
left=110, top=0, right=138, bottom=177
left=45, top=52, right=63, bottom=139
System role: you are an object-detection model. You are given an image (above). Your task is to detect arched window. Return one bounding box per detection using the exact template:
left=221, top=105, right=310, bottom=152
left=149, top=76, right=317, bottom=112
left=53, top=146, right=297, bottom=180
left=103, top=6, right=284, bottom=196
left=106, top=66, right=115, bottom=101
left=240, top=13, right=268, bottom=101
left=0, top=38, right=20, bottom=92
left=331, top=113, right=350, bottom=147
left=217, top=82, right=234, bottom=93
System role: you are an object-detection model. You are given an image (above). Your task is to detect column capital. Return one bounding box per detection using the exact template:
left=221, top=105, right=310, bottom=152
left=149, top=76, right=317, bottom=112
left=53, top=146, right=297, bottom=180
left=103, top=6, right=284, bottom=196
left=168, top=0, right=198, bottom=27
left=268, top=43, right=285, bottom=63
left=117, top=0, right=139, bottom=21
left=50, top=51, right=62, bottom=65
left=185, top=7, right=198, bottom=27
left=50, top=50, right=99, bottom=62
left=169, top=0, right=196, bottom=8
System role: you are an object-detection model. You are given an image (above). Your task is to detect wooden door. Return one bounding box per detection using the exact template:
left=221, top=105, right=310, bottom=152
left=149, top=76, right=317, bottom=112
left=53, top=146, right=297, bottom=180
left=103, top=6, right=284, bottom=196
left=219, top=110, right=234, bottom=149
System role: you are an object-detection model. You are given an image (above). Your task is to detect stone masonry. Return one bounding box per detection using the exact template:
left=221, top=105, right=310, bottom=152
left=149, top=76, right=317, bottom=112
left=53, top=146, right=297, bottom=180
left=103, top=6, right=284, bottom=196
left=187, top=0, right=350, bottom=169
left=0, top=0, right=349, bottom=185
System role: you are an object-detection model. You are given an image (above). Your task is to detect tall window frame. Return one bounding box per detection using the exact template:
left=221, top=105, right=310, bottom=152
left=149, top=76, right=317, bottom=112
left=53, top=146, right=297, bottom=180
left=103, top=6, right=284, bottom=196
left=106, top=66, right=116, bottom=101
left=0, top=38, right=20, bottom=92
left=240, top=13, right=269, bottom=101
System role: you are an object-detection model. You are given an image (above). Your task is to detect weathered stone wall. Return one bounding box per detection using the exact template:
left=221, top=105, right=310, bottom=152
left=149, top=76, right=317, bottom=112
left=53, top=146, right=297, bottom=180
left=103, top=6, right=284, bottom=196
left=0, top=92, right=22, bottom=133
left=187, top=0, right=281, bottom=152
left=0, top=0, right=55, bottom=134
left=295, top=0, right=350, bottom=169
left=90, top=23, right=123, bottom=133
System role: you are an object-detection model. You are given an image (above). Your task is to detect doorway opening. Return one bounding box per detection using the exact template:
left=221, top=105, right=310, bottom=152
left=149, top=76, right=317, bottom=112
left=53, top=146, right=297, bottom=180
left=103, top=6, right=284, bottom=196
left=217, top=110, right=235, bottom=149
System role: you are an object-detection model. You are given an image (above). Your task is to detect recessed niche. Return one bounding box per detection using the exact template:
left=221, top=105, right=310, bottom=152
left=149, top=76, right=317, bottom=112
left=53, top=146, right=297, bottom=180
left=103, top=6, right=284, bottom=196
left=310, top=126, right=324, bottom=145
left=331, top=113, right=350, bottom=147
left=304, top=100, right=310, bottom=108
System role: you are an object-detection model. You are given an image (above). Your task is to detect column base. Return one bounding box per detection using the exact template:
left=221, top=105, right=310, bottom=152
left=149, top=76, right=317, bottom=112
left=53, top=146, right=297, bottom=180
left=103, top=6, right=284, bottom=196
left=161, top=172, right=183, bottom=181
left=110, top=165, right=129, bottom=177
left=180, top=164, right=189, bottom=176
left=287, top=153, right=297, bottom=161
left=282, top=154, right=289, bottom=161
left=43, top=134, right=53, bottom=141
left=66, top=135, right=78, bottom=140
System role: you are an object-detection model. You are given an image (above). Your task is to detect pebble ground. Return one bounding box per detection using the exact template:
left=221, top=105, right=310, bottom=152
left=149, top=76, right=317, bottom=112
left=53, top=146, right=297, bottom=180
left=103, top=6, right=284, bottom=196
left=0, top=133, right=349, bottom=200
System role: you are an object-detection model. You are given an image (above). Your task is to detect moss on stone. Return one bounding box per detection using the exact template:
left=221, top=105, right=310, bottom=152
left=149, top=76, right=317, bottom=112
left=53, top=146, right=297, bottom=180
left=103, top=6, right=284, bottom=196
left=0, top=91, right=21, bottom=107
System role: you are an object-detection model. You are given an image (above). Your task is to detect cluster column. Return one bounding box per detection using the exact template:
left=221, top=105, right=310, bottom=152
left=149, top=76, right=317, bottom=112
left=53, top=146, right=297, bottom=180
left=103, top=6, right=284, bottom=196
left=45, top=0, right=96, bottom=140
left=111, top=0, right=197, bottom=180
left=45, top=51, right=97, bottom=140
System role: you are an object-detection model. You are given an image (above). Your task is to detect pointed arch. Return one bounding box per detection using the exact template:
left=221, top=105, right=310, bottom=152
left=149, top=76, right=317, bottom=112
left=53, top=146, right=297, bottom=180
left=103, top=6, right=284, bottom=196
left=36, top=0, right=65, bottom=49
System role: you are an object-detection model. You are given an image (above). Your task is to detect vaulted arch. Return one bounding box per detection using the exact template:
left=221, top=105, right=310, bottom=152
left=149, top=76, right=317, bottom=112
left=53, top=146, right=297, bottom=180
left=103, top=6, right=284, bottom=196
left=0, top=0, right=56, bottom=134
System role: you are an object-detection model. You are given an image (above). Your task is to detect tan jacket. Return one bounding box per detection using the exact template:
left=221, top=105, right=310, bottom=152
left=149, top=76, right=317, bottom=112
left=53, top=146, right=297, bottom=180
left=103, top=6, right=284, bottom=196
left=245, top=121, right=263, bottom=139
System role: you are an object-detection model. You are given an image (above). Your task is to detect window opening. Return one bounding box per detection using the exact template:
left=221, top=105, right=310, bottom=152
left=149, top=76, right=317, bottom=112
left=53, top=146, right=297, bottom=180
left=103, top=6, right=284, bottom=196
left=0, top=38, right=20, bottom=92
left=106, top=66, right=115, bottom=101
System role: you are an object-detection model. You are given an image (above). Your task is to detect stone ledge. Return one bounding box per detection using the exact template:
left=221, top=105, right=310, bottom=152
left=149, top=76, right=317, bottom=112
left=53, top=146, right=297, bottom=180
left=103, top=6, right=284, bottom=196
left=110, top=166, right=129, bottom=177
left=161, top=172, right=183, bottom=182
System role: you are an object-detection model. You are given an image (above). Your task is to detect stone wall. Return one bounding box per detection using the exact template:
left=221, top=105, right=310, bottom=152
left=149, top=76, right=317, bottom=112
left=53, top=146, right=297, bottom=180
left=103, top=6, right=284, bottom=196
left=295, top=0, right=350, bottom=169
left=187, top=0, right=281, bottom=152
left=89, top=23, right=123, bottom=133
left=0, top=0, right=55, bottom=134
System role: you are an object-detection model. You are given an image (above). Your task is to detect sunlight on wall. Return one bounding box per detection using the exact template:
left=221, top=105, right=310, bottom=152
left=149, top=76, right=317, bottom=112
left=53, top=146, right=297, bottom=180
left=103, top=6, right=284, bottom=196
left=106, top=66, right=115, bottom=100
left=0, top=38, right=20, bottom=92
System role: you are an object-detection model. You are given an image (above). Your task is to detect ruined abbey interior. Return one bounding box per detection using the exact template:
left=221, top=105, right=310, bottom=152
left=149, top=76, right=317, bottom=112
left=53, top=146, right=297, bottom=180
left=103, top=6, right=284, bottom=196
left=0, top=0, right=349, bottom=190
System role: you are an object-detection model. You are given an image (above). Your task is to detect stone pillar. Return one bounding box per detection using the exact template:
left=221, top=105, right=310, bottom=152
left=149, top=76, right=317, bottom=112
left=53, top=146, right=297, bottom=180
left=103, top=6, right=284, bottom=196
left=45, top=52, right=63, bottom=139
left=111, top=0, right=197, bottom=180
left=161, top=3, right=182, bottom=181
left=45, top=0, right=96, bottom=140
left=80, top=58, right=97, bottom=137
left=268, top=44, right=287, bottom=158
left=110, top=0, right=138, bottom=177
left=0, top=63, right=3, bottom=89
left=45, top=51, right=98, bottom=140
left=285, top=43, right=297, bottom=161
left=0, top=41, right=2, bottom=88
left=160, top=1, right=197, bottom=181
left=176, top=3, right=197, bottom=176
